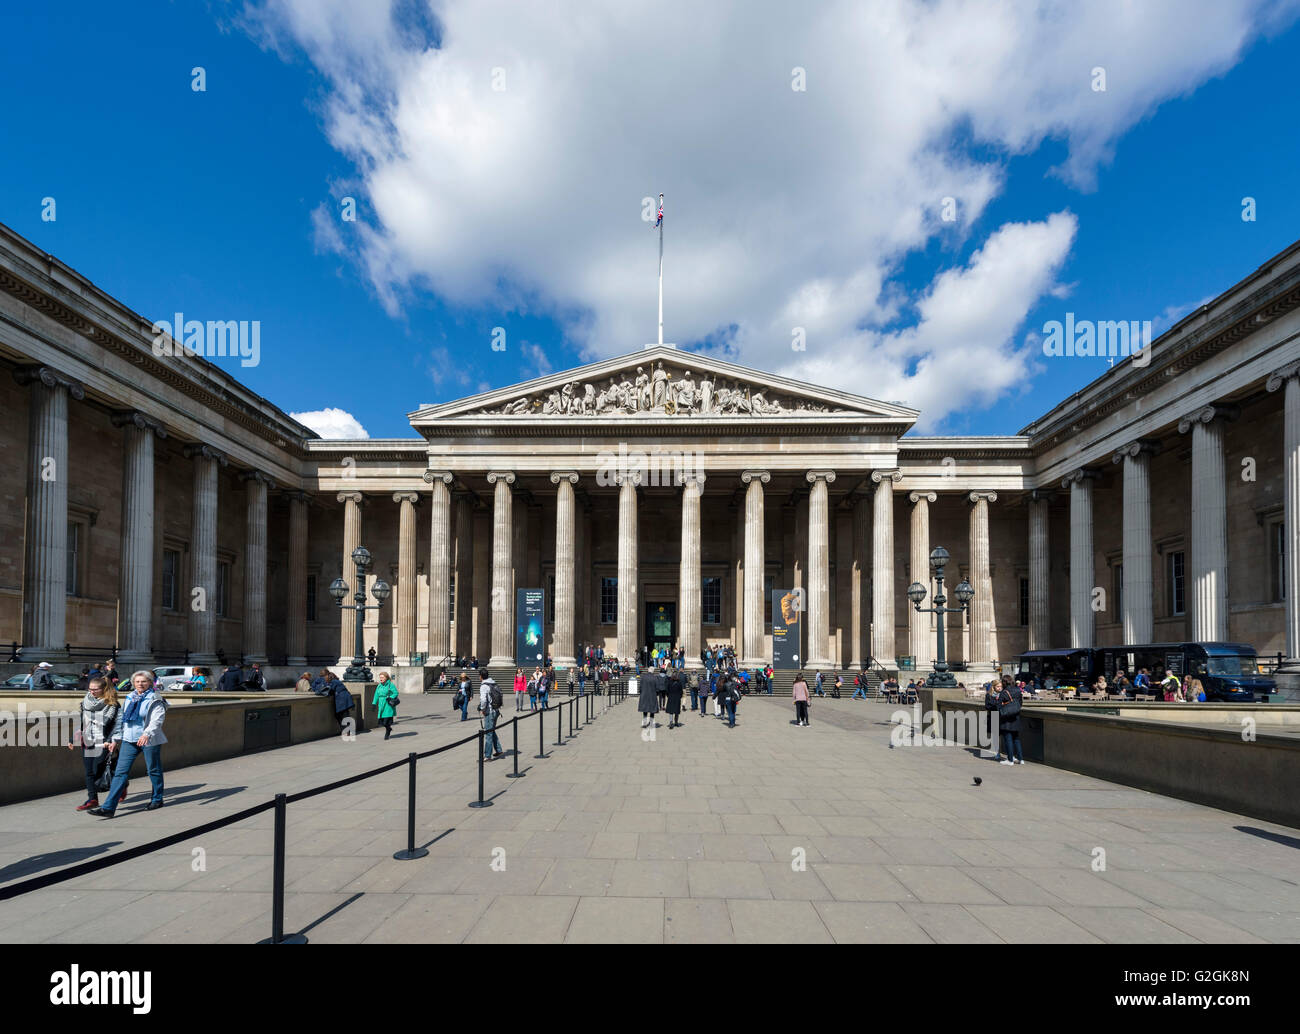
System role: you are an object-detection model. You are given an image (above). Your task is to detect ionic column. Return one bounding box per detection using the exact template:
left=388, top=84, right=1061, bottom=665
left=551, top=471, right=579, bottom=668
left=616, top=472, right=640, bottom=661
left=678, top=472, right=704, bottom=661
left=1061, top=469, right=1098, bottom=649
left=487, top=472, right=516, bottom=668
left=423, top=471, right=453, bottom=662
left=112, top=411, right=166, bottom=665
left=806, top=471, right=835, bottom=667
left=967, top=491, right=997, bottom=666
left=1268, top=362, right=1300, bottom=662
left=871, top=469, right=902, bottom=668
left=1027, top=491, right=1051, bottom=650
left=240, top=470, right=272, bottom=663
left=908, top=492, right=936, bottom=669
left=15, top=366, right=84, bottom=661
left=1112, top=441, right=1159, bottom=644
left=337, top=491, right=364, bottom=664
left=741, top=470, right=769, bottom=665
left=852, top=496, right=870, bottom=667
left=393, top=490, right=420, bottom=663
left=285, top=492, right=309, bottom=667
left=1178, top=405, right=1237, bottom=642
left=184, top=444, right=226, bottom=664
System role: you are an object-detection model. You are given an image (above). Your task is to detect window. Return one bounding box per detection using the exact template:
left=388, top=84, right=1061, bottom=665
left=1113, top=563, right=1123, bottom=622
left=162, top=549, right=180, bottom=612
left=763, top=574, right=776, bottom=624
left=1019, top=577, right=1029, bottom=627
left=306, top=574, right=317, bottom=622
left=1272, top=522, right=1286, bottom=602
left=547, top=574, right=556, bottom=624
left=1167, top=550, right=1185, bottom=616
left=702, top=577, right=721, bottom=625
left=600, top=577, right=617, bottom=625
left=448, top=571, right=456, bottom=622
left=216, top=561, right=231, bottom=618
left=65, top=521, right=81, bottom=596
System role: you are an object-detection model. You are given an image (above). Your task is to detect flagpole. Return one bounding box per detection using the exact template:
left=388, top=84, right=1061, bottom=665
left=657, top=193, right=664, bottom=347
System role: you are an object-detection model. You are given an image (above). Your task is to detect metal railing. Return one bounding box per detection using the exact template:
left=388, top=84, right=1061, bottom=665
left=0, top=682, right=632, bottom=943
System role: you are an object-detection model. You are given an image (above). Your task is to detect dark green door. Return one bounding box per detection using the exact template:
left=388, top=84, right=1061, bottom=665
left=645, top=602, right=676, bottom=655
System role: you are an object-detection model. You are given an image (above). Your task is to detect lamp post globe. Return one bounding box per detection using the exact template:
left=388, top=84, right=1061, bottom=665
left=372, top=579, right=392, bottom=604
left=328, top=577, right=348, bottom=602
left=907, top=581, right=927, bottom=606
left=954, top=580, right=975, bottom=605
left=351, top=546, right=372, bottom=571
left=928, top=546, right=949, bottom=573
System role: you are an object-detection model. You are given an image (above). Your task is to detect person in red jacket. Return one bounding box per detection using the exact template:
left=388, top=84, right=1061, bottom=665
left=513, top=668, right=527, bottom=711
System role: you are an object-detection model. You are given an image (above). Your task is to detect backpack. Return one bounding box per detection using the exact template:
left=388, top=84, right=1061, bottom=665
left=488, top=683, right=504, bottom=711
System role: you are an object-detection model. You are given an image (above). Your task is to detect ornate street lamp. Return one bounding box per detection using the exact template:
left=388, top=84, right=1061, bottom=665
left=332, top=545, right=391, bottom=682
left=906, top=546, right=974, bottom=690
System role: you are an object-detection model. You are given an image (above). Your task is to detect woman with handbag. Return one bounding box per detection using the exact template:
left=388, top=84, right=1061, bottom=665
left=67, top=676, right=125, bottom=811
left=373, top=671, right=399, bottom=740
left=996, top=675, right=1024, bottom=765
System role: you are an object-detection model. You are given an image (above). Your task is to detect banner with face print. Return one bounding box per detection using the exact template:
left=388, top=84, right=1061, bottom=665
left=771, top=588, right=803, bottom=670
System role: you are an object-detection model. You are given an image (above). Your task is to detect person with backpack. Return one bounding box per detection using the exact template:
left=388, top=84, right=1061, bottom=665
left=851, top=672, right=868, bottom=700
left=479, top=673, right=505, bottom=761
left=996, top=674, right=1024, bottom=766
left=814, top=671, right=825, bottom=698
left=217, top=665, right=243, bottom=693
left=68, top=675, right=124, bottom=811
left=724, top=671, right=742, bottom=728
left=373, top=671, right=399, bottom=740
left=791, top=671, right=810, bottom=727
left=90, top=671, right=168, bottom=817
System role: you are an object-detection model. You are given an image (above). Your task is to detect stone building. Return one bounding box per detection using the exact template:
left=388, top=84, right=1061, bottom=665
left=3, top=220, right=1299, bottom=691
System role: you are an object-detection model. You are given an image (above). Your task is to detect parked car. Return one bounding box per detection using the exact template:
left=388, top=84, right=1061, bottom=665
left=153, top=665, right=204, bottom=691
left=3, top=672, right=81, bottom=690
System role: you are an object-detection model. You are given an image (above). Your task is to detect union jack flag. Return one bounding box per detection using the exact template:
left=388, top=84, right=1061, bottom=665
left=654, top=198, right=663, bottom=227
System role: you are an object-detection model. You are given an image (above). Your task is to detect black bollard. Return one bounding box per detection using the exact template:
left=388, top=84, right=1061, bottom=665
left=258, top=793, right=306, bottom=944
left=555, top=700, right=564, bottom=746
left=507, top=716, right=524, bottom=778
left=535, top=707, right=547, bottom=759
left=469, top=729, right=493, bottom=808
left=395, top=752, right=430, bottom=859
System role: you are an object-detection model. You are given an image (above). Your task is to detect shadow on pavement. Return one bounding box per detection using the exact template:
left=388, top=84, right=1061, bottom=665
left=1235, top=826, right=1300, bottom=850
left=0, top=842, right=122, bottom=883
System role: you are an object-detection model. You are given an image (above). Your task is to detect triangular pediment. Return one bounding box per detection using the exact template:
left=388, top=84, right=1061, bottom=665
left=410, top=346, right=917, bottom=426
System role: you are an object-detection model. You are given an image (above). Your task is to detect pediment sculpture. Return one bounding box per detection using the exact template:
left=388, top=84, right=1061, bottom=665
left=486, top=361, right=844, bottom=417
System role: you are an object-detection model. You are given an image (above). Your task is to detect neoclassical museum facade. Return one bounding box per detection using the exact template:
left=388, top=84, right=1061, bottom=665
left=3, top=219, right=1300, bottom=688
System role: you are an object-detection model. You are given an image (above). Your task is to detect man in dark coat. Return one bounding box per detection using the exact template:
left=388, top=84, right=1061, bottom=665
left=217, top=666, right=243, bottom=693
left=637, top=667, right=660, bottom=728
left=665, top=668, right=684, bottom=728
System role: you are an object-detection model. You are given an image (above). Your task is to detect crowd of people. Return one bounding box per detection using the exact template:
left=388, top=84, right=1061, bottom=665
left=1013, top=666, right=1207, bottom=702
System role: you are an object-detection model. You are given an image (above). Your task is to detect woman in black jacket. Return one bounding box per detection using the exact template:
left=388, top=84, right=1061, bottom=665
left=996, top=675, right=1024, bottom=765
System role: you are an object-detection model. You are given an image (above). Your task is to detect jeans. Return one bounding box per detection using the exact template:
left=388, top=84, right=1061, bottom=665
left=1001, top=730, right=1022, bottom=762
left=852, top=686, right=867, bottom=699
left=483, top=710, right=502, bottom=757
left=102, top=741, right=163, bottom=811
left=814, top=684, right=825, bottom=697
left=725, top=699, right=737, bottom=727
left=689, top=688, right=699, bottom=710
left=460, top=698, right=470, bottom=720
left=530, top=694, right=537, bottom=710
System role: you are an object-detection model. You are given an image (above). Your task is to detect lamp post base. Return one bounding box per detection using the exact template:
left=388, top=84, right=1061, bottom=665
left=343, top=663, right=373, bottom=683
left=924, top=670, right=959, bottom=690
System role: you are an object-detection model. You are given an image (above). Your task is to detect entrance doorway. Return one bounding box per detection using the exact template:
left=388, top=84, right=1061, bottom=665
left=644, top=601, right=676, bottom=657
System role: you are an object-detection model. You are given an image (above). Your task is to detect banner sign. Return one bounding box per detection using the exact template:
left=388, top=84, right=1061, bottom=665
left=771, top=587, right=803, bottom=670
left=515, top=588, right=546, bottom=666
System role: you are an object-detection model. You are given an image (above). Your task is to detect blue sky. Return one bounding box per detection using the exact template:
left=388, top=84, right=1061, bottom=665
left=2, top=1, right=1299, bottom=438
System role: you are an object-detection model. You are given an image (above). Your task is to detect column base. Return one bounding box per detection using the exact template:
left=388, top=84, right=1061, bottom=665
left=285, top=656, right=307, bottom=668
left=19, top=647, right=70, bottom=664
left=188, top=653, right=219, bottom=666
left=244, top=654, right=269, bottom=665
left=553, top=655, right=577, bottom=670
left=488, top=655, right=515, bottom=670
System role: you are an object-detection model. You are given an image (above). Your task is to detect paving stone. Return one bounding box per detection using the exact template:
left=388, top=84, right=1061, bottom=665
left=815, top=901, right=933, bottom=943
left=567, top=897, right=664, bottom=943
left=664, top=898, right=734, bottom=942
left=729, top=899, right=833, bottom=943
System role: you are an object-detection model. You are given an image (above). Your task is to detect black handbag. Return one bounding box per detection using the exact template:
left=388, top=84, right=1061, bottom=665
left=94, top=749, right=116, bottom=793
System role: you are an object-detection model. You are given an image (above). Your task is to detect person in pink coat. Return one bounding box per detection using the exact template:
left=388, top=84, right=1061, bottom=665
left=791, top=672, right=810, bottom=727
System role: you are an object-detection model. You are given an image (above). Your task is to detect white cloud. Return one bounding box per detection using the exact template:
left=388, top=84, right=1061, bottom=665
left=242, top=0, right=1297, bottom=426
left=291, top=407, right=371, bottom=438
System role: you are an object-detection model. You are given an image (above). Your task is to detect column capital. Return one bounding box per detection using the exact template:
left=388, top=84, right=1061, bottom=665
left=967, top=491, right=998, bottom=504
left=908, top=491, right=937, bottom=504
left=1177, top=402, right=1240, bottom=435
left=679, top=471, right=706, bottom=488
left=183, top=443, right=228, bottom=466
left=486, top=471, right=516, bottom=485
left=1112, top=438, right=1161, bottom=464
left=422, top=469, right=454, bottom=485
left=741, top=469, right=771, bottom=484
left=550, top=471, right=580, bottom=485
left=871, top=468, right=903, bottom=484
left=110, top=410, right=168, bottom=438
left=1267, top=360, right=1300, bottom=393
left=393, top=491, right=420, bottom=505
left=336, top=490, right=364, bottom=505
left=1027, top=488, right=1054, bottom=504
left=805, top=470, right=836, bottom=484
left=1060, top=468, right=1099, bottom=490
left=13, top=364, right=85, bottom=400
left=239, top=469, right=275, bottom=487
left=613, top=470, right=642, bottom=487
left=283, top=489, right=312, bottom=504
